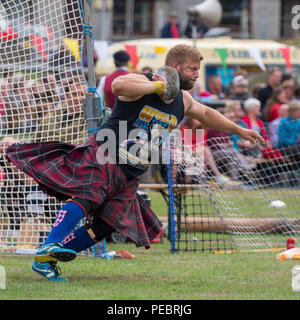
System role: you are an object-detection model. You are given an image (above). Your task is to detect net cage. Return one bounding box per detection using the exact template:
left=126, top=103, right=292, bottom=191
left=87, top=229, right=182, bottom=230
left=0, top=1, right=300, bottom=256
left=0, top=0, right=108, bottom=256
left=162, top=125, right=300, bottom=253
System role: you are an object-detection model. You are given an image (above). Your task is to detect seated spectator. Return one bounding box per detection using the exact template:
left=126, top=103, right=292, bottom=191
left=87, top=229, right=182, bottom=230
left=268, top=103, right=289, bottom=148
left=177, top=117, right=241, bottom=187
left=225, top=100, right=244, bottom=123
left=0, top=137, right=36, bottom=230
left=252, top=82, right=266, bottom=99
left=277, top=100, right=300, bottom=162
left=141, top=66, right=153, bottom=73
left=229, top=75, right=251, bottom=105
left=32, top=79, right=88, bottom=145
left=0, top=78, right=8, bottom=117
left=295, top=84, right=300, bottom=101
left=190, top=80, right=215, bottom=103
left=1, top=96, right=25, bottom=135
left=257, top=67, right=282, bottom=117
left=207, top=75, right=225, bottom=100
left=281, top=73, right=295, bottom=101
left=225, top=69, right=249, bottom=98
left=240, top=98, right=282, bottom=161
left=264, top=87, right=289, bottom=122
left=206, top=109, right=256, bottom=182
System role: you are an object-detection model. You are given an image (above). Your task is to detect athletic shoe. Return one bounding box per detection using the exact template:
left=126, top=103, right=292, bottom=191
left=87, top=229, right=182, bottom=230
left=32, top=260, right=67, bottom=282
left=35, top=242, right=77, bottom=263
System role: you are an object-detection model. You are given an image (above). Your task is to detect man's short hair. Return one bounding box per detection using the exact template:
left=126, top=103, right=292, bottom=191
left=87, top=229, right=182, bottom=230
left=113, top=50, right=130, bottom=68
left=165, top=44, right=203, bottom=66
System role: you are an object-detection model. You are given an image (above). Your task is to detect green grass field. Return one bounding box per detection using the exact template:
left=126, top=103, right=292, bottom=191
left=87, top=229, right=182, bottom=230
left=0, top=241, right=299, bottom=300
left=1, top=189, right=300, bottom=300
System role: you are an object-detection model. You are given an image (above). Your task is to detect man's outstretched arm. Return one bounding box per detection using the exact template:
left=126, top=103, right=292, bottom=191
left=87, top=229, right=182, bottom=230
left=183, top=91, right=265, bottom=145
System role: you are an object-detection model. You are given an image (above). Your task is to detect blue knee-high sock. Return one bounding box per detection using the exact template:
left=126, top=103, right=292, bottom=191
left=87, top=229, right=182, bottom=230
left=44, top=201, right=85, bottom=245
left=62, top=225, right=96, bottom=253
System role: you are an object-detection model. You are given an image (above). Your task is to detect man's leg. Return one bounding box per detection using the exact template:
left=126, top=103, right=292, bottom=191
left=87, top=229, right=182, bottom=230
left=35, top=199, right=93, bottom=263
left=62, top=218, right=115, bottom=253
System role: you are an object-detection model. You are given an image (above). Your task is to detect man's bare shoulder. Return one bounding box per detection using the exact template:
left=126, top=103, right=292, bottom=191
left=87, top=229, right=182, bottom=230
left=182, top=90, right=194, bottom=113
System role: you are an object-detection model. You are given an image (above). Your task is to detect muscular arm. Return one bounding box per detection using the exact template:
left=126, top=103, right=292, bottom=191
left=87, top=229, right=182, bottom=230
left=183, top=91, right=265, bottom=144
left=111, top=73, right=158, bottom=101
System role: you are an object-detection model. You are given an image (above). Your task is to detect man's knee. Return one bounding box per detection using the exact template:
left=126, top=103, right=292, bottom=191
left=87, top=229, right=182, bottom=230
left=87, top=218, right=115, bottom=242
left=69, top=198, right=99, bottom=215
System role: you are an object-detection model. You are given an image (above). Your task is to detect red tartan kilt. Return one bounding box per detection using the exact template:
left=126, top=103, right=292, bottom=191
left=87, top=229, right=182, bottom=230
left=6, top=135, right=162, bottom=248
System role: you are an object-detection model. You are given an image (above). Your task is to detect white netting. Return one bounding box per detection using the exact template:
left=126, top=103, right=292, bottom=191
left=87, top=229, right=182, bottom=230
left=0, top=0, right=96, bottom=254
left=165, top=126, right=300, bottom=252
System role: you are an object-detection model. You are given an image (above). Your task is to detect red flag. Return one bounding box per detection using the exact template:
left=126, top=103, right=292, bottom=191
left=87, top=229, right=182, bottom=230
left=279, top=47, right=292, bottom=72
left=125, top=45, right=139, bottom=71
left=30, top=35, right=48, bottom=61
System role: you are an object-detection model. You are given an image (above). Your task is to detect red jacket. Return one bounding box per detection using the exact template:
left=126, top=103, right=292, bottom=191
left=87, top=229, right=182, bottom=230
left=241, top=115, right=268, bottom=141
left=241, top=115, right=283, bottom=160
left=104, top=69, right=129, bottom=109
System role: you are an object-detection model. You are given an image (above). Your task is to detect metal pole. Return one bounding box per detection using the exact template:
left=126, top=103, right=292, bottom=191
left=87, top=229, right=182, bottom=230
left=83, top=0, right=100, bottom=137
left=100, top=0, right=107, bottom=41
left=125, top=0, right=135, bottom=40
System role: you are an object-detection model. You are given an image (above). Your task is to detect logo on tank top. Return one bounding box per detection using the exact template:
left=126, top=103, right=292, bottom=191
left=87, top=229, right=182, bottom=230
left=119, top=105, right=178, bottom=170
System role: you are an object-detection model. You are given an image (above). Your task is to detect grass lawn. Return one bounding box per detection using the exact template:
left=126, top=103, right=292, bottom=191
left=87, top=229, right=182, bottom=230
left=0, top=240, right=299, bottom=300
left=0, top=188, right=299, bottom=301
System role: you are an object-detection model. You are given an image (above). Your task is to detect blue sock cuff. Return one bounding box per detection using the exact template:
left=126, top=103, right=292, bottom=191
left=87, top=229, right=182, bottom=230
left=44, top=201, right=85, bottom=245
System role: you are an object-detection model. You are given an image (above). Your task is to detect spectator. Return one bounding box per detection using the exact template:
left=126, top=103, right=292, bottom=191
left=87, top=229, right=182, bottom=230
left=184, top=18, right=207, bottom=39
left=257, top=67, right=282, bottom=117
left=206, top=108, right=256, bottom=182
left=97, top=50, right=130, bottom=110
left=264, top=87, right=289, bottom=122
left=32, top=80, right=88, bottom=145
left=281, top=73, right=295, bottom=101
left=225, top=100, right=244, bottom=124
left=141, top=66, right=153, bottom=73
left=189, top=80, right=214, bottom=103
left=160, top=11, right=181, bottom=38
left=207, top=75, right=225, bottom=100
left=295, top=85, right=300, bottom=101
left=241, top=98, right=282, bottom=161
left=0, top=79, right=8, bottom=117
left=229, top=75, right=251, bottom=105
left=225, top=69, right=249, bottom=98
left=268, top=103, right=289, bottom=148
left=178, top=117, right=241, bottom=187
left=42, top=73, right=65, bottom=106
left=277, top=100, right=300, bottom=162
left=252, top=83, right=266, bottom=99
left=0, top=137, right=36, bottom=230
left=1, top=96, right=25, bottom=135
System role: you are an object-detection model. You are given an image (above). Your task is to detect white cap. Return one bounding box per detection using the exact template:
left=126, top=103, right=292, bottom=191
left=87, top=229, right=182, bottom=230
left=232, top=75, right=249, bottom=87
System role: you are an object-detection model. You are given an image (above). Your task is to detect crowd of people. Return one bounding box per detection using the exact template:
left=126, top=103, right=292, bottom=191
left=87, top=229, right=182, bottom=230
left=2, top=47, right=300, bottom=232
left=96, top=48, right=300, bottom=187
left=0, top=71, right=88, bottom=143
left=0, top=70, right=88, bottom=231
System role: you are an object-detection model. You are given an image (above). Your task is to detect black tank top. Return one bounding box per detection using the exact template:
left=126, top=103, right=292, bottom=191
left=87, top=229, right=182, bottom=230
left=96, top=91, right=185, bottom=178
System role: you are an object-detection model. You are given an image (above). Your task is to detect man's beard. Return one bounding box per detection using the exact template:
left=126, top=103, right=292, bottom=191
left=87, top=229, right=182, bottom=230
left=178, top=70, right=194, bottom=90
